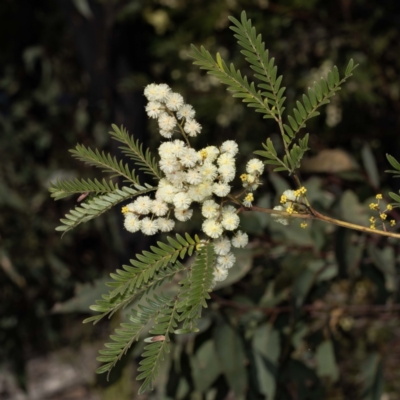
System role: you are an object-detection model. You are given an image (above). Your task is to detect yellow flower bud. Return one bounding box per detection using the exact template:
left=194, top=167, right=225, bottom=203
left=199, top=149, right=208, bottom=159
left=121, top=206, right=129, bottom=214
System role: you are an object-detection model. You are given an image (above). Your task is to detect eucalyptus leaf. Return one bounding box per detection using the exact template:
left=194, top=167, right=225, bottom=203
left=190, top=340, right=221, bottom=393
left=362, top=353, right=384, bottom=400
left=214, top=322, right=247, bottom=398
left=293, top=269, right=315, bottom=306
left=362, top=143, right=380, bottom=189
left=367, top=244, right=396, bottom=292
left=252, top=323, right=280, bottom=399
left=315, top=340, right=339, bottom=382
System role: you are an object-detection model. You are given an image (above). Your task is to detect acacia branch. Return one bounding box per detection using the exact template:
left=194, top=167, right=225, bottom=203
left=246, top=205, right=400, bottom=239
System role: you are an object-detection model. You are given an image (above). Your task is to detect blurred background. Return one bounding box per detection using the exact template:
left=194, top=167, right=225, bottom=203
left=1, top=0, right=400, bottom=399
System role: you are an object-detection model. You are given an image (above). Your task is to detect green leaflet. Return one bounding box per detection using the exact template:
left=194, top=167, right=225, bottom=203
left=285, top=61, right=357, bottom=139
left=255, top=59, right=357, bottom=174
left=109, top=124, right=162, bottom=180
left=385, top=153, right=400, bottom=208
left=84, top=233, right=200, bottom=325
left=189, top=45, right=270, bottom=118
left=49, top=177, right=119, bottom=200
left=178, top=242, right=215, bottom=327
left=228, top=11, right=286, bottom=118
left=95, top=243, right=216, bottom=395
left=70, top=143, right=140, bottom=185
left=55, top=186, right=155, bottom=235
left=95, top=293, right=174, bottom=379
left=49, top=9, right=365, bottom=395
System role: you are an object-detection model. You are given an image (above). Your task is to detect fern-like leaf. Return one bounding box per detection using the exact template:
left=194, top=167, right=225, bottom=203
left=286, top=59, right=358, bottom=137
left=136, top=296, right=179, bottom=394
left=84, top=260, right=185, bottom=325
left=84, top=233, right=200, bottom=324
left=96, top=293, right=174, bottom=379
left=109, top=124, right=163, bottom=180
left=70, top=144, right=140, bottom=185
left=108, top=233, right=199, bottom=298
left=254, top=137, right=289, bottom=172
left=189, top=45, right=273, bottom=118
left=178, top=242, right=215, bottom=328
left=49, top=178, right=119, bottom=200
left=56, top=185, right=155, bottom=235
left=386, top=153, right=400, bottom=177
left=229, top=11, right=286, bottom=118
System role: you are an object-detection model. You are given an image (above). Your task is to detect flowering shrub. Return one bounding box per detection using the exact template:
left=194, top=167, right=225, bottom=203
left=122, top=83, right=261, bottom=287
left=50, top=11, right=400, bottom=394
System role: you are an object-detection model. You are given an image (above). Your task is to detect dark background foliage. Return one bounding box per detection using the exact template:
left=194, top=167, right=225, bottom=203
left=1, top=0, right=400, bottom=399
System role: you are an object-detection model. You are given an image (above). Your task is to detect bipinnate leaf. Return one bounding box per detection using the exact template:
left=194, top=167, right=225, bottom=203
left=228, top=11, right=286, bottom=118
left=285, top=60, right=358, bottom=138
left=95, top=293, right=176, bottom=384
left=70, top=144, right=140, bottom=185
left=178, top=242, right=215, bottom=327
left=109, top=124, right=162, bottom=180
left=189, top=45, right=271, bottom=118
left=56, top=185, right=154, bottom=235
left=84, top=233, right=200, bottom=325
left=95, top=243, right=216, bottom=394
left=49, top=177, right=119, bottom=200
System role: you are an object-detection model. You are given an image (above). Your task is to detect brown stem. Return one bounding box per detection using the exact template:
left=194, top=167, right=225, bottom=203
left=247, top=205, right=400, bottom=239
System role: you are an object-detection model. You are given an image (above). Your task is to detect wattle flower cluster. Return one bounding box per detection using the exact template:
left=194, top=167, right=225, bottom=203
left=122, top=83, right=256, bottom=285
left=272, top=187, right=308, bottom=227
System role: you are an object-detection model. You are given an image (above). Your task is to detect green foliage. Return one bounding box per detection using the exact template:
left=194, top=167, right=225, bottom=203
left=386, top=154, right=400, bottom=207
left=286, top=60, right=357, bottom=135
left=135, top=295, right=180, bottom=394
left=95, top=293, right=175, bottom=381
left=70, top=144, right=141, bottom=185
left=83, top=233, right=200, bottom=324
left=54, top=120, right=216, bottom=390
left=55, top=185, right=154, bottom=235
left=49, top=178, right=120, bottom=200
left=46, top=7, right=399, bottom=399
left=190, top=44, right=269, bottom=117
left=228, top=11, right=286, bottom=119
left=93, top=243, right=215, bottom=393
left=177, top=241, right=215, bottom=328
left=52, top=116, right=219, bottom=392
left=67, top=125, right=161, bottom=186
left=386, top=153, right=400, bottom=177
left=191, top=11, right=358, bottom=176
left=6, top=1, right=400, bottom=398
left=52, top=124, right=162, bottom=235
left=109, top=124, right=163, bottom=180
left=254, top=134, right=310, bottom=173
